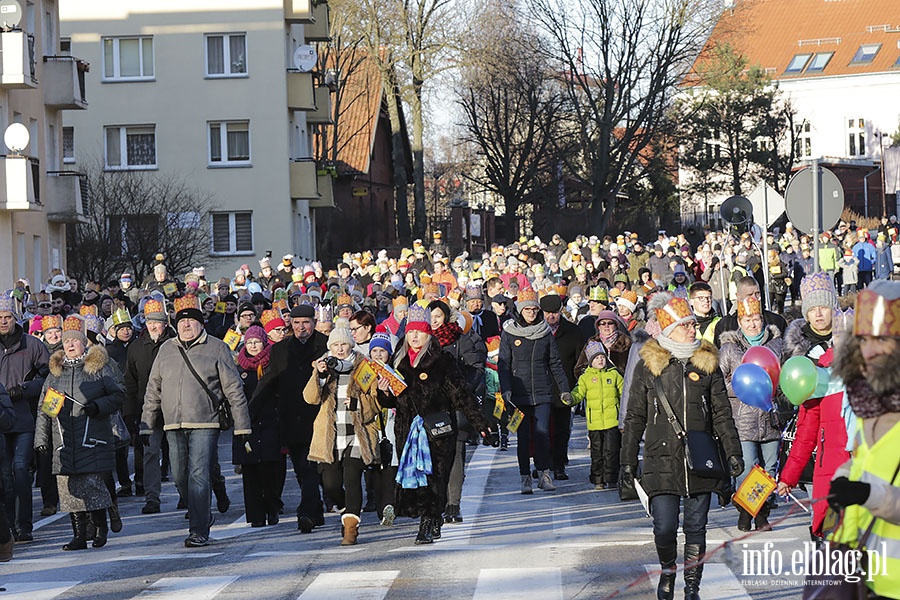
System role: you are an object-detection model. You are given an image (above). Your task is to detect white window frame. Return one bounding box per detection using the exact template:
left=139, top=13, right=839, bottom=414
left=847, top=117, right=867, bottom=157
left=62, top=126, right=75, bottom=163
left=104, top=125, right=157, bottom=170
left=794, top=121, right=812, bottom=159
left=210, top=211, right=254, bottom=256
left=204, top=33, right=248, bottom=78
left=102, top=36, right=155, bottom=82
left=208, top=120, right=251, bottom=167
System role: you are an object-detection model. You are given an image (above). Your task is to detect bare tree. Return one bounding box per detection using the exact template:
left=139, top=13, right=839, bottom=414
left=68, top=164, right=216, bottom=284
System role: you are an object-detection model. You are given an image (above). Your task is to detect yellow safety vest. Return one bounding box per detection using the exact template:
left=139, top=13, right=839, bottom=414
left=829, top=419, right=900, bottom=598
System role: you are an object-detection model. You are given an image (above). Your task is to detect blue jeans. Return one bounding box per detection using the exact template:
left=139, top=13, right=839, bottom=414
left=738, top=440, right=779, bottom=486
left=650, top=492, right=712, bottom=547
left=167, top=429, right=219, bottom=539
left=1, top=432, right=34, bottom=535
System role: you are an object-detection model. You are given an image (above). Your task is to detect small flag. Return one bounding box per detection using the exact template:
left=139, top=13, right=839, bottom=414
left=493, top=393, right=505, bottom=420
left=223, top=329, right=242, bottom=351
left=41, top=387, right=66, bottom=418
left=353, top=359, right=378, bottom=393
left=214, top=302, right=227, bottom=314
left=733, top=464, right=777, bottom=517
left=163, top=282, right=178, bottom=296
left=507, top=408, right=525, bottom=433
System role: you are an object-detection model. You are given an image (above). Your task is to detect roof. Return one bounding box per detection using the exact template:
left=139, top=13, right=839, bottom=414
left=695, top=0, right=900, bottom=82
left=332, top=50, right=384, bottom=175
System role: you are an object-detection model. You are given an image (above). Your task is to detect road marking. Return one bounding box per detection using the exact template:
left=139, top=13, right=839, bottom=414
left=134, top=576, right=238, bottom=599
left=439, top=446, right=495, bottom=545
left=644, top=563, right=751, bottom=600
left=209, top=514, right=256, bottom=540
left=0, top=581, right=80, bottom=599
left=32, top=511, right=68, bottom=531
left=248, top=549, right=365, bottom=556
left=109, top=553, right=223, bottom=562
left=473, top=568, right=563, bottom=600
left=541, top=541, right=652, bottom=548
left=387, top=544, right=506, bottom=552
left=297, top=571, right=400, bottom=600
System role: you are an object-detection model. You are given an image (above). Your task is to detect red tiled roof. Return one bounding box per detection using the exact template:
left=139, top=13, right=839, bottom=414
left=333, top=51, right=383, bottom=175
left=695, top=0, right=900, bottom=81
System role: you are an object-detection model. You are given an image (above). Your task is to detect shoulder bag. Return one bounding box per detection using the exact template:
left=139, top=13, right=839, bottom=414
left=177, top=345, right=234, bottom=431
left=377, top=409, right=394, bottom=465
left=653, top=378, right=727, bottom=480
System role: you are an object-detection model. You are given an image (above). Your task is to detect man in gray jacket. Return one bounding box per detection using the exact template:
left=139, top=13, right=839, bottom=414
left=141, top=295, right=251, bottom=548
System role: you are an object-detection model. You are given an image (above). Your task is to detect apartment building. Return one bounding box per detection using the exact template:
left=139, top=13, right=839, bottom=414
left=60, top=0, right=333, bottom=278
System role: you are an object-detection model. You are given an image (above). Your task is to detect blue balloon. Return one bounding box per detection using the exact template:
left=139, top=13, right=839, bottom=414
left=732, top=363, right=774, bottom=411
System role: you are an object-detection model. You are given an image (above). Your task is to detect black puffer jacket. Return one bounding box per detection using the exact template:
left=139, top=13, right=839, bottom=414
left=621, top=339, right=742, bottom=499
left=35, top=346, right=125, bottom=475
left=498, top=318, right=570, bottom=406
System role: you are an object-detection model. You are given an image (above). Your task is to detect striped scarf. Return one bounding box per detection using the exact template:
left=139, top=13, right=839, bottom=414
left=395, top=415, right=432, bottom=489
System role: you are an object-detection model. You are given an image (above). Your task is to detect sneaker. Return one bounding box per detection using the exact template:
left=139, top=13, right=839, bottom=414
left=538, top=470, right=556, bottom=491
left=381, top=504, right=395, bottom=527
left=553, top=469, right=569, bottom=481
left=40, top=505, right=58, bottom=517
left=184, top=534, right=209, bottom=548
left=521, top=475, right=533, bottom=495
left=499, top=435, right=509, bottom=451
left=142, top=500, right=161, bottom=514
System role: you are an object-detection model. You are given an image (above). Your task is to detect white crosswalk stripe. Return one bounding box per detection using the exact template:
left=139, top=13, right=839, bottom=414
left=644, top=563, right=753, bottom=600
left=296, top=571, right=400, bottom=600
left=0, top=581, right=80, bottom=600
left=473, top=568, right=563, bottom=600
left=133, top=576, right=239, bottom=599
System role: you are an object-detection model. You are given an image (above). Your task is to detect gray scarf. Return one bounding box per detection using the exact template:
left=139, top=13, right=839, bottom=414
left=503, top=319, right=551, bottom=340
left=657, top=334, right=701, bottom=361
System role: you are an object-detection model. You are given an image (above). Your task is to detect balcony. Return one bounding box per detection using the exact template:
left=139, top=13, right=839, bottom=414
left=287, top=70, right=316, bottom=110
left=45, top=171, right=88, bottom=223
left=305, top=3, right=331, bottom=42
left=284, top=0, right=314, bottom=23
left=0, top=155, right=40, bottom=211
left=290, top=159, right=319, bottom=199
left=307, top=87, right=333, bottom=123
left=43, top=57, right=89, bottom=109
left=0, top=31, right=37, bottom=89
left=310, top=172, right=334, bottom=208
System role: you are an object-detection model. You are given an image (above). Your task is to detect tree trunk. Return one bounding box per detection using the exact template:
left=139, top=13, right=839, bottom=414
left=382, top=73, right=411, bottom=245
left=504, top=197, right=518, bottom=243
left=410, top=79, right=427, bottom=239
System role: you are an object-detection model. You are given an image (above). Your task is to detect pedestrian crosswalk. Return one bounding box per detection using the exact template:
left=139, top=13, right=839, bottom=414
left=0, top=581, right=79, bottom=600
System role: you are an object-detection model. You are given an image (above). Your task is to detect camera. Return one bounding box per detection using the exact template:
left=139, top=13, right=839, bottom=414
left=325, top=356, right=340, bottom=371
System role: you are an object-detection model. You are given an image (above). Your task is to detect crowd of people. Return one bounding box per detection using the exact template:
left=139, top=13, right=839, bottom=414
left=1, top=219, right=900, bottom=599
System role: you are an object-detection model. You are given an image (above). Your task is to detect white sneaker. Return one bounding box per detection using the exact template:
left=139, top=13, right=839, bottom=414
left=521, top=475, right=533, bottom=495
left=538, top=470, right=556, bottom=491
left=381, top=504, right=395, bottom=526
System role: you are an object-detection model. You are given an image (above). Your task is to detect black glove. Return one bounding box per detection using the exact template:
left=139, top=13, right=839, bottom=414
left=7, top=385, right=22, bottom=401
left=82, top=401, right=100, bottom=417
left=35, top=445, right=49, bottom=455
left=728, top=455, right=744, bottom=477
left=621, top=464, right=636, bottom=488
left=829, top=476, right=871, bottom=511
left=140, top=434, right=151, bottom=447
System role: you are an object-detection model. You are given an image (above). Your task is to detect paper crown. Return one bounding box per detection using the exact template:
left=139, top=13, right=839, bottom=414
left=392, top=296, right=408, bottom=307
left=143, top=298, right=165, bottom=317
left=407, top=303, right=429, bottom=324
left=617, top=290, right=639, bottom=312
left=486, top=336, right=500, bottom=354
left=556, top=284, right=568, bottom=297
left=260, top=308, right=285, bottom=333
left=419, top=273, right=432, bottom=284
left=79, top=304, right=98, bottom=317
left=84, top=314, right=104, bottom=334
left=833, top=307, right=855, bottom=337
left=585, top=340, right=607, bottom=364
left=336, top=294, right=354, bottom=308
left=465, top=284, right=483, bottom=300
left=422, top=283, right=441, bottom=296
left=854, top=288, right=900, bottom=337
left=737, top=296, right=762, bottom=318
left=589, top=287, right=608, bottom=302
left=63, top=314, right=85, bottom=334
left=0, top=294, right=16, bottom=315
left=517, top=289, right=538, bottom=303
left=42, top=314, right=63, bottom=331
left=174, top=295, right=201, bottom=313
left=655, top=297, right=694, bottom=331
left=111, top=308, right=132, bottom=327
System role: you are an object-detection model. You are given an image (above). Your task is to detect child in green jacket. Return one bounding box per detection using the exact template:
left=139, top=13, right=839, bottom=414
left=572, top=340, right=624, bottom=489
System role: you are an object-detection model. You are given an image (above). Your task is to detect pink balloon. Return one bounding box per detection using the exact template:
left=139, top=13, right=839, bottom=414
left=742, top=346, right=781, bottom=396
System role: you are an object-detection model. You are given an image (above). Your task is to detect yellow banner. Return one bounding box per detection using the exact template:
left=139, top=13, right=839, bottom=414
left=163, top=282, right=178, bottom=296
left=214, top=302, right=227, bottom=314
left=353, top=359, right=378, bottom=393
left=507, top=408, right=525, bottom=433
left=370, top=359, right=407, bottom=395
left=223, top=329, right=242, bottom=351
left=41, top=387, right=66, bottom=418
left=493, top=393, right=505, bottom=420
left=733, top=464, right=776, bottom=517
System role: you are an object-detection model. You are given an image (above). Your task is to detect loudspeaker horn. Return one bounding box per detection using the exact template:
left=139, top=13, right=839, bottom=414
left=720, top=195, right=753, bottom=225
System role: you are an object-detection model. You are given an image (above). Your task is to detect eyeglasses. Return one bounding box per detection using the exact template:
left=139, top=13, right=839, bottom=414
left=349, top=326, right=364, bottom=333
left=38, top=303, right=51, bottom=308
left=598, top=320, right=617, bottom=327
left=678, top=322, right=700, bottom=330
left=693, top=295, right=712, bottom=302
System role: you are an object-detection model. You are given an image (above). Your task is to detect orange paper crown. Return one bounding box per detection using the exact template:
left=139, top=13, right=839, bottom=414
left=655, top=297, right=694, bottom=331
left=422, top=283, right=441, bottom=296
left=336, top=294, right=354, bottom=308
left=143, top=298, right=164, bottom=317
left=173, top=295, right=201, bottom=313
left=620, top=290, right=639, bottom=305
left=854, top=288, right=900, bottom=337
left=63, top=314, right=85, bottom=333
left=392, top=296, right=408, bottom=307
left=259, top=308, right=286, bottom=333
left=42, top=315, right=63, bottom=331
left=79, top=304, right=98, bottom=317
left=737, top=296, right=762, bottom=318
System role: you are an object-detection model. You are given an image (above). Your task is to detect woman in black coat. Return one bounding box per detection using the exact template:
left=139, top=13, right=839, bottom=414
left=620, top=297, right=742, bottom=600
left=497, top=289, right=571, bottom=495
left=376, top=304, right=489, bottom=545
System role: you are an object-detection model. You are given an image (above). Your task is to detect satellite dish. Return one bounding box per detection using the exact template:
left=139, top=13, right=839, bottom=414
left=293, top=45, right=317, bottom=72
left=0, top=0, right=22, bottom=30
left=4, top=122, right=29, bottom=154
left=720, top=195, right=753, bottom=225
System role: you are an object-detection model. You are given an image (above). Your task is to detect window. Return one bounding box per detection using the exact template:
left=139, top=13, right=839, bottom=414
left=806, top=52, right=833, bottom=73
left=211, top=211, right=253, bottom=255
left=205, top=33, right=247, bottom=77
left=104, top=125, right=156, bottom=169
left=208, top=121, right=250, bottom=165
left=794, top=121, right=811, bottom=158
left=894, top=54, right=900, bottom=68
left=847, top=118, right=866, bottom=156
left=108, top=214, right=160, bottom=257
left=60, top=37, right=71, bottom=55
left=102, top=36, right=154, bottom=81
left=851, top=44, right=881, bottom=65
left=63, top=126, right=74, bottom=163
left=785, top=53, right=811, bottom=74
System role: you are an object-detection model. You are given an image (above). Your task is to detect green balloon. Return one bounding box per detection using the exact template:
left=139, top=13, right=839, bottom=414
left=779, top=356, right=818, bottom=406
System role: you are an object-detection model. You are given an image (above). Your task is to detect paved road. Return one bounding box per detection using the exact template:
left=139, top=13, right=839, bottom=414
left=4, top=417, right=812, bottom=599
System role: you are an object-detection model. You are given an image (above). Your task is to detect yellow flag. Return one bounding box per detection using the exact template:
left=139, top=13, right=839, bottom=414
left=493, top=393, right=505, bottom=420
left=214, top=302, right=227, bottom=314
left=223, top=328, right=242, bottom=351
left=163, top=282, right=178, bottom=296
left=353, top=359, right=378, bottom=393
left=507, top=408, right=525, bottom=433
left=733, top=464, right=777, bottom=517
left=41, top=387, right=66, bottom=418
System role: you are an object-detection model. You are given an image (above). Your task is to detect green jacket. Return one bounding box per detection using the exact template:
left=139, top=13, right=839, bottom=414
left=572, top=366, right=623, bottom=431
left=818, top=244, right=838, bottom=272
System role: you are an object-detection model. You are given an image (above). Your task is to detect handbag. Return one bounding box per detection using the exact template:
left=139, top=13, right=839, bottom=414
left=377, top=410, right=394, bottom=466
left=422, top=411, right=454, bottom=440
left=177, top=345, right=234, bottom=431
left=653, top=379, right=728, bottom=480
left=110, top=410, right=130, bottom=449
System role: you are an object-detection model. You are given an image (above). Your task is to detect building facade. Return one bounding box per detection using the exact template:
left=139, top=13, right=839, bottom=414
left=60, top=0, right=332, bottom=279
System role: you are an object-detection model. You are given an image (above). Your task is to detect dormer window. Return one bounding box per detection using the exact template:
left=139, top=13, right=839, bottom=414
left=806, top=52, right=833, bottom=73
left=785, top=53, right=812, bottom=74
left=850, top=44, right=881, bottom=65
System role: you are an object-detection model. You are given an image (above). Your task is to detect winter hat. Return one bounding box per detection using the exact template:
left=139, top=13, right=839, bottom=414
left=800, top=271, right=838, bottom=318
left=656, top=297, right=695, bottom=336
left=585, top=340, right=607, bottom=365
left=237, top=302, right=257, bottom=318
left=290, top=304, right=316, bottom=319
left=369, top=332, right=393, bottom=356
left=405, top=303, right=433, bottom=335
left=854, top=280, right=900, bottom=337
left=244, top=325, right=268, bottom=345
left=61, top=314, right=87, bottom=344
left=539, top=294, right=563, bottom=313
left=42, top=314, right=63, bottom=332
left=515, top=289, right=539, bottom=313
left=617, top=290, right=638, bottom=313
left=737, top=296, right=761, bottom=318
left=465, top=284, right=483, bottom=300
left=568, top=285, right=583, bottom=299
left=328, top=327, right=353, bottom=349
left=29, top=316, right=42, bottom=335
left=595, top=310, right=622, bottom=328
left=143, top=298, right=168, bottom=323
left=259, top=308, right=286, bottom=333
left=173, top=295, right=203, bottom=325
left=0, top=294, right=17, bottom=317
left=486, top=336, right=501, bottom=357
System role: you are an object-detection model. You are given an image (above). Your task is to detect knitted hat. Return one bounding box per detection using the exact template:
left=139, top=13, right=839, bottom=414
left=854, top=280, right=900, bottom=337
left=0, top=294, right=16, bottom=316
left=61, top=314, right=87, bottom=344
left=515, top=289, right=539, bottom=312
left=173, top=295, right=203, bottom=325
left=800, top=271, right=838, bottom=318
left=405, top=303, right=433, bottom=335
left=465, top=284, right=483, bottom=300
left=327, top=327, right=354, bottom=349
left=617, top=290, right=638, bottom=313
left=237, top=302, right=257, bottom=318
left=143, top=298, right=168, bottom=323
left=42, top=314, right=63, bottom=332
left=244, top=325, right=267, bottom=344
left=585, top=340, right=607, bottom=365
left=737, top=296, right=762, bottom=318
left=655, top=297, right=695, bottom=335
left=260, top=308, right=286, bottom=333
left=369, top=332, right=393, bottom=356
left=28, top=316, right=42, bottom=335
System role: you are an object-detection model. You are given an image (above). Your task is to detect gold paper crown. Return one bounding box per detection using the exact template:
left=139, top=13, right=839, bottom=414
left=111, top=308, right=132, bottom=326
left=655, top=297, right=694, bottom=331
left=854, top=288, right=900, bottom=337
left=336, top=294, right=354, bottom=307
left=518, top=289, right=538, bottom=303
left=556, top=284, right=568, bottom=296
left=392, top=296, right=408, bottom=307
left=173, top=295, right=201, bottom=313
left=620, top=290, right=639, bottom=305
left=63, top=314, right=84, bottom=333
left=737, top=297, right=762, bottom=318
left=422, top=283, right=441, bottom=295
left=143, top=298, right=164, bottom=317
left=419, top=273, right=432, bottom=284
left=42, top=315, right=62, bottom=331
left=259, top=309, right=281, bottom=328
left=79, top=304, right=98, bottom=317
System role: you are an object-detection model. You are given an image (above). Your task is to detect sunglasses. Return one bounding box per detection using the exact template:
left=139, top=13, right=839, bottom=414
left=38, top=303, right=52, bottom=308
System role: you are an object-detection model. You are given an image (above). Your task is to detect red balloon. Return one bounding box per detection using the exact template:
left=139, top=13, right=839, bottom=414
left=742, top=346, right=781, bottom=396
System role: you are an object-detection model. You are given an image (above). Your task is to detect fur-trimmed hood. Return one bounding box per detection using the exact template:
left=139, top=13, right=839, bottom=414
left=783, top=318, right=821, bottom=359
left=49, top=345, right=109, bottom=377
left=639, top=338, right=719, bottom=378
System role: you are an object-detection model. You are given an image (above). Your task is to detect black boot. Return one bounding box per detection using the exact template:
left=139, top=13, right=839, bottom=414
left=108, top=503, right=123, bottom=533
left=683, top=543, right=704, bottom=600
left=655, top=544, right=678, bottom=600
left=213, top=485, right=231, bottom=513
left=736, top=506, right=752, bottom=532
left=754, top=504, right=772, bottom=532
left=90, top=510, right=108, bottom=548
left=432, top=518, right=442, bottom=540
left=415, top=517, right=434, bottom=545
left=63, top=512, right=88, bottom=551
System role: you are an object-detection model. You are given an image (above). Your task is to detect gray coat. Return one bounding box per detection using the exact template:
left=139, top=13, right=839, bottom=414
left=718, top=325, right=783, bottom=442
left=0, top=324, right=50, bottom=433
left=34, top=346, right=125, bottom=475
left=141, top=330, right=251, bottom=435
